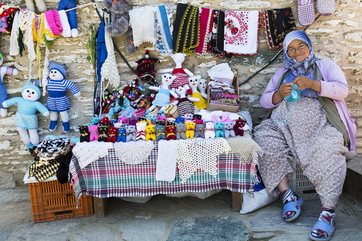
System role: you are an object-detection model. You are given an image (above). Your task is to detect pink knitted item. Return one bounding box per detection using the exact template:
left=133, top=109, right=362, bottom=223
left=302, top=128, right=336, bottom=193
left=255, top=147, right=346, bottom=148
left=298, top=0, right=315, bottom=26
left=317, top=0, right=335, bottom=16
left=45, top=10, right=63, bottom=36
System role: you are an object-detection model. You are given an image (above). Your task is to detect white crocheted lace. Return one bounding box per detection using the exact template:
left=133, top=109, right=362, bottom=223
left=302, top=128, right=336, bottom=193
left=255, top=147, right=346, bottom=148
left=73, top=141, right=113, bottom=169
left=9, top=11, right=20, bottom=56
left=226, top=133, right=263, bottom=164
left=129, top=6, right=157, bottom=47
left=114, top=141, right=154, bottom=165
left=176, top=138, right=232, bottom=183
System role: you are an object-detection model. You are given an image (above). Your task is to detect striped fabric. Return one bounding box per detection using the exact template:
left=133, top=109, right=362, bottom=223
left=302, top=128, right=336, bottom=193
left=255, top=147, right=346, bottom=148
left=69, top=142, right=259, bottom=200
left=47, top=79, right=80, bottom=112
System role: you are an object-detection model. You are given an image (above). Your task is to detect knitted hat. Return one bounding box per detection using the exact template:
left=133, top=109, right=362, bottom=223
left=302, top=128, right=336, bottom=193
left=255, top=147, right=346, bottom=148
left=22, top=80, right=41, bottom=100
left=49, top=61, right=67, bottom=79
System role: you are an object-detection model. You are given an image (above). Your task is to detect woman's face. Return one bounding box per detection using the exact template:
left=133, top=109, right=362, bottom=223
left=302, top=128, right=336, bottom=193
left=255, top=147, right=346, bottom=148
left=287, top=39, right=310, bottom=63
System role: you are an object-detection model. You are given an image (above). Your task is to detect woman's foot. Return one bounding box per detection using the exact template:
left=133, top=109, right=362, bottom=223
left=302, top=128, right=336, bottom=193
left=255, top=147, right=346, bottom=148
left=282, top=188, right=303, bottom=222
left=310, top=208, right=335, bottom=240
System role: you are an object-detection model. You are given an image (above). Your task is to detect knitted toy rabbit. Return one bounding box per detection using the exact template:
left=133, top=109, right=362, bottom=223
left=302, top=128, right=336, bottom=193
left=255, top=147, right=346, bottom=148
left=155, top=123, right=166, bottom=141
left=176, top=122, right=186, bottom=140
left=194, top=123, right=205, bottom=138
left=214, top=121, right=225, bottom=138
left=79, top=125, right=90, bottom=142
left=188, top=75, right=207, bottom=110
left=224, top=122, right=235, bottom=139
left=204, top=122, right=215, bottom=139
left=125, top=125, right=136, bottom=141
left=185, top=122, right=196, bottom=139
left=166, top=125, right=176, bottom=140
left=107, top=126, right=118, bottom=143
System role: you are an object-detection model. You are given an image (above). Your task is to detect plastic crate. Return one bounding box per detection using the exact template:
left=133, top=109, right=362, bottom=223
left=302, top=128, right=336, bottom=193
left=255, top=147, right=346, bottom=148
left=28, top=180, right=94, bottom=222
left=287, top=159, right=319, bottom=200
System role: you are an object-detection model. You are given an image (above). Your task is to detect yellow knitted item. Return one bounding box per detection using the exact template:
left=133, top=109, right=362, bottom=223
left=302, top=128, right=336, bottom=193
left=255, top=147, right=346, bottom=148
left=145, top=124, right=156, bottom=141
left=32, top=14, right=37, bottom=42
left=37, top=13, right=45, bottom=45
left=185, top=122, right=196, bottom=139
left=191, top=91, right=207, bottom=109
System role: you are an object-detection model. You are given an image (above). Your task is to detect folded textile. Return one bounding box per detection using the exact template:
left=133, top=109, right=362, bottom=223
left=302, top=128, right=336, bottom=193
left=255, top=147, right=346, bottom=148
left=129, top=6, right=156, bottom=47
left=224, top=10, right=259, bottom=55
left=114, top=140, right=154, bottom=165
left=155, top=4, right=173, bottom=55
left=226, top=135, right=263, bottom=164
left=156, top=139, right=178, bottom=182
left=73, top=141, right=113, bottom=168
left=261, top=8, right=296, bottom=50
left=207, top=63, right=235, bottom=80
left=209, top=9, right=225, bottom=57
left=33, top=137, right=73, bottom=161
left=196, top=7, right=213, bottom=57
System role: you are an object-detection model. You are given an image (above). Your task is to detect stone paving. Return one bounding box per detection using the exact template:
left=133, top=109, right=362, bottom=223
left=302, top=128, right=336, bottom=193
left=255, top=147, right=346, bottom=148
left=1, top=188, right=362, bottom=241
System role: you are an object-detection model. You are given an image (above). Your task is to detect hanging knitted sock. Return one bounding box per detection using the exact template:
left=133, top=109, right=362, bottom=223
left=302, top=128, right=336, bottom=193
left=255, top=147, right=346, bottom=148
left=298, top=0, right=315, bottom=26
left=317, top=0, right=335, bottom=16
left=282, top=188, right=300, bottom=219
left=311, top=208, right=335, bottom=239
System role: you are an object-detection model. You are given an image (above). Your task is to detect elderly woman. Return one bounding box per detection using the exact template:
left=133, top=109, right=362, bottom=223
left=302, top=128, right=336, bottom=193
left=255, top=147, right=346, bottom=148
left=254, top=30, right=356, bottom=241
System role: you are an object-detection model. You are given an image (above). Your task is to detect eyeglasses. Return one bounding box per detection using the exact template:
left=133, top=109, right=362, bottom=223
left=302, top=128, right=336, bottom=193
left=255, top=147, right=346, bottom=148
left=287, top=44, right=308, bottom=55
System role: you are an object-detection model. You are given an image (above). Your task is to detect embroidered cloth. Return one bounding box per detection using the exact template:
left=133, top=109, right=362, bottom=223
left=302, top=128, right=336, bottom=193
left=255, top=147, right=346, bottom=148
left=176, top=138, right=231, bottom=183
left=209, top=10, right=225, bottom=57
left=72, top=141, right=113, bottom=169
left=196, top=8, right=213, bottom=57
left=226, top=134, right=263, bottom=164
left=129, top=6, right=156, bottom=47
left=224, top=10, right=259, bottom=55
left=261, top=8, right=296, bottom=50
left=155, top=4, right=173, bottom=55
left=114, top=140, right=154, bottom=165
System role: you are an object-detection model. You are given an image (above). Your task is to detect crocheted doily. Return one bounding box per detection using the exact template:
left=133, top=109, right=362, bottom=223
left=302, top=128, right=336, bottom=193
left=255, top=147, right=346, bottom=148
left=226, top=133, right=263, bottom=164
left=176, top=138, right=232, bottom=183
left=73, top=141, right=113, bottom=169
left=114, top=141, right=154, bottom=165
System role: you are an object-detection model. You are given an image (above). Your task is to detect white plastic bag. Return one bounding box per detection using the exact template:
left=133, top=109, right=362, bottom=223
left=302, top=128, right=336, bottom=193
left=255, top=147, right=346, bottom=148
left=240, top=189, right=278, bottom=214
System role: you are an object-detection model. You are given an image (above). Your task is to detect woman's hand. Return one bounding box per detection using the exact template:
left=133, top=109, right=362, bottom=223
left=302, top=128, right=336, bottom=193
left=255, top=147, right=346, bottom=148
left=272, top=83, right=292, bottom=105
left=293, top=76, right=321, bottom=92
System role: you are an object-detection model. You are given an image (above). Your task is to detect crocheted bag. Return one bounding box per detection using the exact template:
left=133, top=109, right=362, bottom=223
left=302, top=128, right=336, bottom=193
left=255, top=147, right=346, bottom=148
left=29, top=159, right=60, bottom=182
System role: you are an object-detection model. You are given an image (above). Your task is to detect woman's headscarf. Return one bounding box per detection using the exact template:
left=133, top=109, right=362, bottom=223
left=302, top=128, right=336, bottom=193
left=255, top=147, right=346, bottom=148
left=283, top=30, right=319, bottom=76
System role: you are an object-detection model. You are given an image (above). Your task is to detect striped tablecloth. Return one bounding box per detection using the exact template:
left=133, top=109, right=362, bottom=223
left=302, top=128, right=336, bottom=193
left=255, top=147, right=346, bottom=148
left=69, top=141, right=259, bottom=200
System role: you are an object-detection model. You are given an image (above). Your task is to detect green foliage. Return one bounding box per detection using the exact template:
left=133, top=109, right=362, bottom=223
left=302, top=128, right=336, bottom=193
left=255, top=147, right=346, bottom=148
left=42, top=34, right=54, bottom=48
left=86, top=24, right=96, bottom=65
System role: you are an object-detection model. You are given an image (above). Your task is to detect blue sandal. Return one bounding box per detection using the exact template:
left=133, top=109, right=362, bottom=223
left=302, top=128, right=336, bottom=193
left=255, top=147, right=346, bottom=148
left=282, top=197, right=303, bottom=222
left=310, top=220, right=335, bottom=240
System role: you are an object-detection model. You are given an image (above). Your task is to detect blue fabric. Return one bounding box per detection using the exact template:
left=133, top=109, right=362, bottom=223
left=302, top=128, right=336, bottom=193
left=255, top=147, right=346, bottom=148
left=281, top=69, right=317, bottom=98
left=156, top=5, right=173, bottom=54
left=96, top=17, right=107, bottom=83
left=152, top=88, right=170, bottom=107
left=58, top=0, right=77, bottom=29
left=283, top=30, right=319, bottom=76
left=49, top=62, right=67, bottom=79
left=3, top=97, right=48, bottom=116
left=46, top=79, right=80, bottom=112
left=15, top=112, right=38, bottom=129
left=0, top=74, right=7, bottom=110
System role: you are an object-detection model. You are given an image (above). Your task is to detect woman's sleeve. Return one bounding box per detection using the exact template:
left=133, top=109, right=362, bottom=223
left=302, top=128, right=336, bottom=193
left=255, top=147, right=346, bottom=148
left=318, top=60, right=348, bottom=100
left=260, top=68, right=285, bottom=109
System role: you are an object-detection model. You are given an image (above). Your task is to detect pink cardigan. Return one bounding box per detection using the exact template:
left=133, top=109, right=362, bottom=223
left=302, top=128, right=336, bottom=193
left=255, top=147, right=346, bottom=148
left=260, top=59, right=357, bottom=151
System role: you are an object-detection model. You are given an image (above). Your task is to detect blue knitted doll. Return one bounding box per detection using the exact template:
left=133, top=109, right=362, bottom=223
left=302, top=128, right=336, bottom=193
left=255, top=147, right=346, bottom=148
left=2, top=80, right=49, bottom=151
left=58, top=0, right=78, bottom=37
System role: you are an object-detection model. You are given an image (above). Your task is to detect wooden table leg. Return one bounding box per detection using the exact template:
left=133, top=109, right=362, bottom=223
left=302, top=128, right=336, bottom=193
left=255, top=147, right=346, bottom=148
left=232, top=192, right=243, bottom=212
left=93, top=197, right=108, bottom=217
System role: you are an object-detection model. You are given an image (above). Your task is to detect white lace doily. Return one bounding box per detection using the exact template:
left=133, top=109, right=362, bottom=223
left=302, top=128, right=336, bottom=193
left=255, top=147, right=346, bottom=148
left=176, top=138, right=231, bottom=183
left=226, top=133, right=263, bottom=164
left=73, top=141, right=113, bottom=169
left=114, top=141, right=154, bottom=165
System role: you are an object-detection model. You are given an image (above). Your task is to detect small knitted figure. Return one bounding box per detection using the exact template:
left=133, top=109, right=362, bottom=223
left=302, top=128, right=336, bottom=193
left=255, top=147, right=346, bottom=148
left=166, top=125, right=177, bottom=140
left=175, top=117, right=185, bottom=124
left=146, top=113, right=157, bottom=124
left=194, top=124, right=205, bottom=138
left=98, top=125, right=109, bottom=142
left=119, top=116, right=129, bottom=125
left=198, top=78, right=208, bottom=99
left=156, top=115, right=167, bottom=122
left=204, top=122, right=215, bottom=139
left=155, top=124, right=166, bottom=141
left=224, top=122, right=235, bottom=139
left=176, top=123, right=186, bottom=140
left=107, top=126, right=118, bottom=143
left=79, top=126, right=90, bottom=142
left=145, top=123, right=156, bottom=141
left=175, top=84, right=199, bottom=117
left=100, top=116, right=111, bottom=125
left=135, top=50, right=160, bottom=82
left=185, top=122, right=196, bottom=139
left=234, top=117, right=247, bottom=136
left=136, top=121, right=147, bottom=140
left=188, top=75, right=207, bottom=110
left=129, top=117, right=138, bottom=126
left=214, top=121, right=225, bottom=138
left=125, top=125, right=136, bottom=141
left=88, top=124, right=99, bottom=142
left=156, top=120, right=165, bottom=126
left=193, top=118, right=204, bottom=125
left=117, top=125, right=127, bottom=142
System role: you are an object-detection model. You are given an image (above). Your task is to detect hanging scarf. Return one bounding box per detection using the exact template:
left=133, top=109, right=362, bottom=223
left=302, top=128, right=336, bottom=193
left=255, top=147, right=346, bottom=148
left=283, top=30, right=319, bottom=76
left=224, top=10, right=259, bottom=55
left=196, top=7, right=213, bottom=57
left=9, top=11, right=20, bottom=56
left=129, top=6, right=156, bottom=47
left=261, top=8, right=296, bottom=50
left=209, top=9, right=225, bottom=57
left=43, top=10, right=59, bottom=41
left=173, top=3, right=199, bottom=55
left=45, top=10, right=63, bottom=36
left=155, top=4, right=173, bottom=55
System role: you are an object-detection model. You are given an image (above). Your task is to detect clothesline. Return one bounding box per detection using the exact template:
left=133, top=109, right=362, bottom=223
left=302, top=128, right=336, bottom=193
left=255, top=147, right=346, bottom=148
left=65, top=2, right=98, bottom=12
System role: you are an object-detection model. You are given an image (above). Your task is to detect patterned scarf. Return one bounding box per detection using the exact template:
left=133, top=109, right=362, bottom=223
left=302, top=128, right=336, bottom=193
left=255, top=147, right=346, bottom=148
left=209, top=9, right=225, bottom=57
left=155, top=4, right=173, bottom=55
left=196, top=8, right=213, bottom=57
left=283, top=30, right=319, bottom=76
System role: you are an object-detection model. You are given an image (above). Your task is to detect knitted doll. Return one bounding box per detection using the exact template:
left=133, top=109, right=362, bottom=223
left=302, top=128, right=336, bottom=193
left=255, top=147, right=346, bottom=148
left=107, top=126, right=118, bottom=143
left=166, top=125, right=176, bottom=140
left=0, top=53, right=19, bottom=117
left=156, top=120, right=165, bottom=126
left=185, top=122, right=196, bottom=139
left=136, top=121, right=147, bottom=140
left=117, top=125, right=127, bottom=142
left=2, top=80, right=49, bottom=151
left=146, top=73, right=178, bottom=114
left=98, top=125, right=109, bottom=142
left=125, top=125, right=136, bottom=141
left=214, top=121, right=225, bottom=138
left=58, top=0, right=78, bottom=37
left=175, top=117, right=185, bottom=124
left=224, top=122, right=236, bottom=139
left=155, top=123, right=166, bottom=141
left=146, top=113, right=157, bottom=124
left=234, top=117, right=247, bottom=136
left=123, top=78, right=144, bottom=102
left=193, top=118, right=204, bottom=125
left=118, top=115, right=129, bottom=125
left=176, top=122, right=186, bottom=140
left=36, top=61, right=80, bottom=132
left=100, top=116, right=110, bottom=125
left=79, top=125, right=90, bottom=142
left=194, top=123, right=205, bottom=138
left=25, top=0, right=47, bottom=12
left=88, top=124, right=99, bottom=142
left=145, top=123, right=156, bottom=141
left=204, top=122, right=215, bottom=139
left=198, top=78, right=208, bottom=99
left=129, top=117, right=137, bottom=126
left=135, top=50, right=160, bottom=83
left=174, top=84, right=199, bottom=117
left=188, top=75, right=207, bottom=110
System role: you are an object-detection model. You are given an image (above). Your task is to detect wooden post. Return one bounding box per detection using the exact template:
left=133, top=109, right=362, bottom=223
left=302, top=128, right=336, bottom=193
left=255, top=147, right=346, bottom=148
left=232, top=192, right=243, bottom=212
left=93, top=197, right=108, bottom=217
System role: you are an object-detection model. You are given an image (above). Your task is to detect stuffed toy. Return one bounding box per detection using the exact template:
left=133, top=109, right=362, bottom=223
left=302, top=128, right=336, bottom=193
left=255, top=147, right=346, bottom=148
left=156, top=115, right=167, bottom=122
left=100, top=116, right=111, bottom=125
left=194, top=124, right=205, bottom=138
left=146, top=113, right=157, bottom=124
left=156, top=120, right=165, bottom=126
left=129, top=117, right=138, bottom=126
left=166, top=125, right=176, bottom=140
left=117, top=125, right=127, bottom=142
left=221, top=113, right=234, bottom=123
left=98, top=125, right=109, bottom=142
left=79, top=125, right=90, bottom=142
left=193, top=118, right=204, bottom=125
left=183, top=113, right=194, bottom=121
left=145, top=123, right=156, bottom=141
left=107, top=126, right=118, bottom=143
left=188, top=75, right=207, bottom=110
left=118, top=115, right=129, bottom=125
left=58, top=0, right=78, bottom=37
left=176, top=123, right=186, bottom=140
left=185, top=122, right=196, bottom=139
left=204, top=122, right=215, bottom=139
left=135, top=50, right=160, bottom=83
left=166, top=118, right=175, bottom=126
left=198, top=78, right=208, bottom=99
left=125, top=125, right=136, bottom=142
left=214, top=121, right=225, bottom=138
left=234, top=117, right=247, bottom=136
left=25, top=0, right=47, bottom=12
left=224, top=122, right=236, bottom=139
left=91, top=116, right=100, bottom=124
left=155, top=123, right=166, bottom=141
left=88, top=124, right=99, bottom=142
left=194, top=114, right=202, bottom=120
left=35, top=61, right=80, bottom=133
left=123, top=78, right=144, bottom=102
left=2, top=80, right=49, bottom=151
left=0, top=55, right=19, bottom=117
left=174, top=84, right=199, bottom=117
left=136, top=121, right=147, bottom=140
left=175, top=117, right=185, bottom=124
left=146, top=73, right=178, bottom=114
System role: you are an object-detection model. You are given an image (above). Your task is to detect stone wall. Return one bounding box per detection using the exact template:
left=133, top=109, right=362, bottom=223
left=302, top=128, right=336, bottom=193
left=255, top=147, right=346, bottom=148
left=0, top=0, right=361, bottom=187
